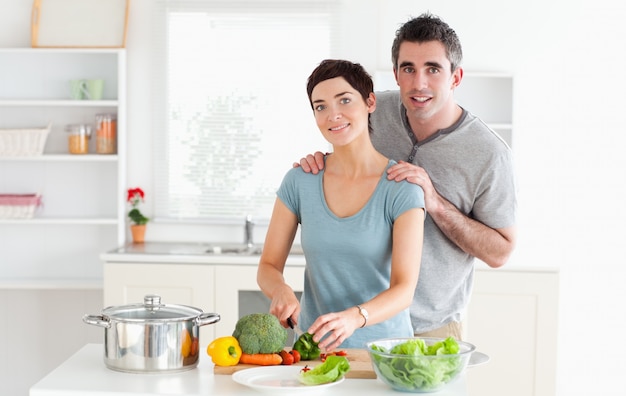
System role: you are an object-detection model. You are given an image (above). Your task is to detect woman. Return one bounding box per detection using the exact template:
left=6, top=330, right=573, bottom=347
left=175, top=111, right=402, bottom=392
left=257, top=59, right=425, bottom=350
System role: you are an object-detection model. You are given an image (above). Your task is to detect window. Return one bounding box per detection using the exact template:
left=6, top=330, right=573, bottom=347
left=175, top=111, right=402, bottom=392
left=153, top=1, right=335, bottom=222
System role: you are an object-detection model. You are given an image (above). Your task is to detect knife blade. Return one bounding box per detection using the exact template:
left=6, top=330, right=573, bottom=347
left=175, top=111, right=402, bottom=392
left=287, top=317, right=305, bottom=338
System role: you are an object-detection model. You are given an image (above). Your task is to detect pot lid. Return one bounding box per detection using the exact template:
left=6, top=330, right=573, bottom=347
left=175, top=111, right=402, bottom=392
left=101, top=294, right=203, bottom=322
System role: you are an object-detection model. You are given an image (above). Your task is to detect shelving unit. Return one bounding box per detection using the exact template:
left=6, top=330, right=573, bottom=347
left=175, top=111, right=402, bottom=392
left=0, top=48, right=126, bottom=283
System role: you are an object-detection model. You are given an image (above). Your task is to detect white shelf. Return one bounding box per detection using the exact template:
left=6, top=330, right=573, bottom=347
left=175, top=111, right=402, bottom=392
left=0, top=218, right=118, bottom=225
left=488, top=123, right=513, bottom=130
left=0, top=99, right=118, bottom=106
left=0, top=48, right=123, bottom=54
left=0, top=154, right=118, bottom=162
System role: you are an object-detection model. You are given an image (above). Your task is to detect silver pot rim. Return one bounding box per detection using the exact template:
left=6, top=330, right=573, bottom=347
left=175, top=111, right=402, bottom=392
left=101, top=294, right=204, bottom=322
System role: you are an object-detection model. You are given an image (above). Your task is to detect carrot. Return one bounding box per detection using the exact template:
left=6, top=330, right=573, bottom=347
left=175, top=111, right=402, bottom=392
left=239, top=352, right=283, bottom=366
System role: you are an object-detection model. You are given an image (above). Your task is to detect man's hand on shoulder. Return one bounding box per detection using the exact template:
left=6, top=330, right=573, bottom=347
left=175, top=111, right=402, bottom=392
left=293, top=151, right=326, bottom=174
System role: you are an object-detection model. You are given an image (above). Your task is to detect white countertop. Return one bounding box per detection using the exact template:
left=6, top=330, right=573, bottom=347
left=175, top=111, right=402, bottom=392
left=30, top=344, right=469, bottom=396
left=100, top=242, right=558, bottom=273
left=100, top=242, right=307, bottom=266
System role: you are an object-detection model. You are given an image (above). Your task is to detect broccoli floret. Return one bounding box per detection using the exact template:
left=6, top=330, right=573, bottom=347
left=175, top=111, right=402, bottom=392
left=232, top=313, right=288, bottom=354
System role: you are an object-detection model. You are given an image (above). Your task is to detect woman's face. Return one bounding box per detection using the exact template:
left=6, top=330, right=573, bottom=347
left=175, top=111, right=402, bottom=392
left=310, top=77, right=375, bottom=147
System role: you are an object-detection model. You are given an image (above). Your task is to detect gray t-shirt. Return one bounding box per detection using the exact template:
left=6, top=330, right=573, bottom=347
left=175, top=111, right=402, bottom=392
left=371, top=90, right=517, bottom=333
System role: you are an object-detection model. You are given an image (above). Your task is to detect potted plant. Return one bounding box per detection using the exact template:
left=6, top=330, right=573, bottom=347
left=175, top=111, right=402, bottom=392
left=127, top=187, right=149, bottom=243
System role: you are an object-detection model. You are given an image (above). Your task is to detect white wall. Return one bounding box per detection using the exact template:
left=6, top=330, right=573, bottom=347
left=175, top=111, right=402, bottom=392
left=2, top=1, right=625, bottom=395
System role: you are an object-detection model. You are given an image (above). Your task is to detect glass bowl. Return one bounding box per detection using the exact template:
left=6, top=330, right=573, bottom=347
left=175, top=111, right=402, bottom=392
left=366, top=337, right=475, bottom=393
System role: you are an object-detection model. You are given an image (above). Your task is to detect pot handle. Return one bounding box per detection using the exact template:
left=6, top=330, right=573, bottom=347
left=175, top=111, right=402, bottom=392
left=195, top=312, right=221, bottom=327
left=82, top=314, right=111, bottom=328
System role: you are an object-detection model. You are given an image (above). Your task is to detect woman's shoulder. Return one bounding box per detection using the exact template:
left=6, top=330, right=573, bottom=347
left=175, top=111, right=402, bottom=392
left=281, top=165, right=322, bottom=188
left=379, top=161, right=421, bottom=191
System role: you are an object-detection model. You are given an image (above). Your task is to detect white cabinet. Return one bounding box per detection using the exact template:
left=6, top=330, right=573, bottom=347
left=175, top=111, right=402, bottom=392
left=466, top=267, right=559, bottom=396
left=103, top=262, right=216, bottom=343
left=0, top=48, right=126, bottom=282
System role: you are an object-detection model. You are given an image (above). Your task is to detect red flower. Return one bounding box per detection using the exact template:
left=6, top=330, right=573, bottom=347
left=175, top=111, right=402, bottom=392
left=127, top=188, right=145, bottom=203
left=127, top=188, right=149, bottom=225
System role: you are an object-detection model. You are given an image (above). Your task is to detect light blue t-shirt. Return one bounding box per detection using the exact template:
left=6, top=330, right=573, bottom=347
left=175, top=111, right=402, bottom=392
left=277, top=159, right=425, bottom=348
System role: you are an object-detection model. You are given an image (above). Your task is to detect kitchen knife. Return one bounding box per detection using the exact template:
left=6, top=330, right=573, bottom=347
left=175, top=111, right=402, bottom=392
left=287, top=317, right=305, bottom=338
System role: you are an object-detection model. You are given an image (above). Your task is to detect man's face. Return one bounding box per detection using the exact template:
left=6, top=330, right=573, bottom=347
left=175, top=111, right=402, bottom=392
left=394, top=40, right=461, bottom=122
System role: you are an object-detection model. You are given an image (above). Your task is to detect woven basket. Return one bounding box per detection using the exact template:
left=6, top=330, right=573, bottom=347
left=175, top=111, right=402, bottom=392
left=0, top=124, right=51, bottom=157
left=0, top=194, right=43, bottom=219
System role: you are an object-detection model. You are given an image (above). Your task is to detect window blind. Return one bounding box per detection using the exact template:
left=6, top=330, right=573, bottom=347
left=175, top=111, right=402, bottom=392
left=152, top=0, right=336, bottom=222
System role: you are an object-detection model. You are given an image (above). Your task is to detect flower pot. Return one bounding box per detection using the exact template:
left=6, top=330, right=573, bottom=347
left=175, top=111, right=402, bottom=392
left=131, top=224, right=146, bottom=243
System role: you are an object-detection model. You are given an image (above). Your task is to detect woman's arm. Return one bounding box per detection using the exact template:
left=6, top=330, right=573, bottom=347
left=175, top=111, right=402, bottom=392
left=256, top=198, right=301, bottom=327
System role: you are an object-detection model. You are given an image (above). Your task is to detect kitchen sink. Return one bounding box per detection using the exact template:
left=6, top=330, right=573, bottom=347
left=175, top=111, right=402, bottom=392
left=205, top=243, right=303, bottom=256
left=206, top=244, right=263, bottom=255
left=108, top=242, right=304, bottom=257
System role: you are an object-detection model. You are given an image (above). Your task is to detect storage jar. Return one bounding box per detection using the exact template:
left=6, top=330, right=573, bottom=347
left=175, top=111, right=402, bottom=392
left=66, top=124, right=92, bottom=154
left=95, top=113, right=117, bottom=154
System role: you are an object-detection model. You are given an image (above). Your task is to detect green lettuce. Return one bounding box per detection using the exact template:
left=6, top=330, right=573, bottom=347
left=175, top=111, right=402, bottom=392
left=371, top=337, right=463, bottom=391
left=297, top=355, right=351, bottom=385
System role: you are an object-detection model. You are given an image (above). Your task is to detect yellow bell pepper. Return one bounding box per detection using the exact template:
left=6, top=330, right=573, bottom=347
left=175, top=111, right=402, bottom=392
left=207, top=336, right=242, bottom=366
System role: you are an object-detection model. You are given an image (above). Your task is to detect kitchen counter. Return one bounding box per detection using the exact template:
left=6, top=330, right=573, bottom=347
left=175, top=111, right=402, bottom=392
left=30, top=344, right=469, bottom=396
left=101, top=242, right=556, bottom=273
left=100, top=242, right=306, bottom=266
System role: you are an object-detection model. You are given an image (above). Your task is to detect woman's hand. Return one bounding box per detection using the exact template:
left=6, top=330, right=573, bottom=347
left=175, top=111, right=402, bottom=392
left=268, top=283, right=301, bottom=328
left=307, top=307, right=362, bottom=351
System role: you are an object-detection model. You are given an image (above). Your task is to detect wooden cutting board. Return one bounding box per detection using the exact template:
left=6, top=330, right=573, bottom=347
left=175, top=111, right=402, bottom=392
left=213, top=348, right=376, bottom=379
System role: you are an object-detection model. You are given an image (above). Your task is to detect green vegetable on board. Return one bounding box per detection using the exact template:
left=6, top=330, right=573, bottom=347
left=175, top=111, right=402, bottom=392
left=370, top=336, right=463, bottom=391
left=232, top=313, right=288, bottom=354
left=292, top=332, right=321, bottom=360
left=298, top=355, right=351, bottom=385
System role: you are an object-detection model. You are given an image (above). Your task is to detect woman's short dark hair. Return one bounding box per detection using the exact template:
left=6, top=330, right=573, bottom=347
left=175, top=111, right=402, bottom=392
left=306, top=59, right=373, bottom=108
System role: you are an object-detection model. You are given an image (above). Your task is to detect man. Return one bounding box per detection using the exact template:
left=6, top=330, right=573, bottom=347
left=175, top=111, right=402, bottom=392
left=298, top=12, right=516, bottom=339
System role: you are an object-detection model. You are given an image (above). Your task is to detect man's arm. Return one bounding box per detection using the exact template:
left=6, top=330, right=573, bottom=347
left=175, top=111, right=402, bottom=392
left=429, top=195, right=516, bottom=268
left=387, top=161, right=516, bottom=268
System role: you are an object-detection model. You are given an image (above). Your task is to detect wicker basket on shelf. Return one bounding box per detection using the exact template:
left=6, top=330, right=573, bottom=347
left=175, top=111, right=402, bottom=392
left=0, top=194, right=43, bottom=219
left=0, top=123, right=51, bottom=157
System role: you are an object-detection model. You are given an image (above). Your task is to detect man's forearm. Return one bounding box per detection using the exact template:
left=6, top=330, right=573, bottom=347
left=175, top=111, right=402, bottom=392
left=429, top=195, right=515, bottom=268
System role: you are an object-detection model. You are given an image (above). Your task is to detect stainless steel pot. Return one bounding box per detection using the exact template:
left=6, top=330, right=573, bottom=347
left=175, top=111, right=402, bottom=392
left=83, top=294, right=220, bottom=373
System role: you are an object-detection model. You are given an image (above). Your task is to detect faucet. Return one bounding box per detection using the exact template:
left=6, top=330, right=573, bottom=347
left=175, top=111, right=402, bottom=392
left=244, top=215, right=254, bottom=249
